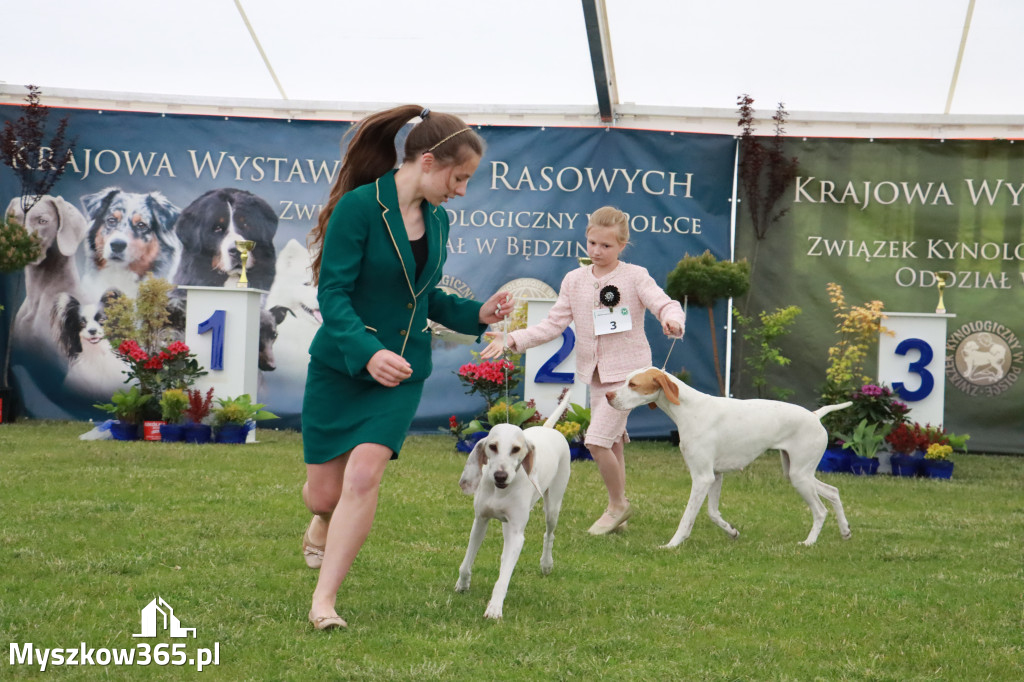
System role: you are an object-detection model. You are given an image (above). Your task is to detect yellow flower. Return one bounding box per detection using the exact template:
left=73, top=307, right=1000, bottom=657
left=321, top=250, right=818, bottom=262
left=925, top=443, right=953, bottom=460
left=555, top=421, right=581, bottom=442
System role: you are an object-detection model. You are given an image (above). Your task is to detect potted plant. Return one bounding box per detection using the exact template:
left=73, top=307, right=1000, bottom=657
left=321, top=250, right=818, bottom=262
left=455, top=357, right=522, bottom=410
left=158, top=388, right=189, bottom=442
left=211, top=394, right=278, bottom=444
left=556, top=402, right=592, bottom=461
left=182, top=387, right=215, bottom=444
left=837, top=419, right=892, bottom=475
left=665, top=250, right=751, bottom=396
left=444, top=414, right=488, bottom=453
left=922, top=443, right=955, bottom=479
left=94, top=386, right=151, bottom=440
left=818, top=382, right=908, bottom=474
left=886, top=422, right=926, bottom=477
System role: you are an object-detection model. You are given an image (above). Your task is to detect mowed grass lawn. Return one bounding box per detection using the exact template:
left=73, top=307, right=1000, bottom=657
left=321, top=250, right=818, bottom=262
left=0, top=420, right=1021, bottom=681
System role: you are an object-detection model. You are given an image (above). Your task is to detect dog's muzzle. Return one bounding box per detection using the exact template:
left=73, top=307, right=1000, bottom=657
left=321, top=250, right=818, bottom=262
left=493, top=470, right=509, bottom=488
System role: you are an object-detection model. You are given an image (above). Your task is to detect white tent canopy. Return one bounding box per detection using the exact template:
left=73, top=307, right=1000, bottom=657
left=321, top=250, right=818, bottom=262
left=2, top=0, right=1023, bottom=137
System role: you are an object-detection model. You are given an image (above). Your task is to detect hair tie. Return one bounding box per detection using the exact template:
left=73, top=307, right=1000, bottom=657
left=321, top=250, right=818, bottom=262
left=420, top=108, right=430, bottom=120
left=427, top=127, right=472, bottom=152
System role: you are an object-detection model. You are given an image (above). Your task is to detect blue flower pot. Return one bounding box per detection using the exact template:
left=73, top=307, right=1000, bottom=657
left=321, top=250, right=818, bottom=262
left=850, top=455, right=879, bottom=476
left=922, top=459, right=954, bottom=479
left=110, top=420, right=140, bottom=441
left=817, top=447, right=852, bottom=473
left=159, top=423, right=185, bottom=442
left=215, top=423, right=250, bottom=444
left=569, top=442, right=592, bottom=461
left=890, top=453, right=922, bottom=477
left=455, top=431, right=487, bottom=453
left=183, top=423, right=213, bottom=444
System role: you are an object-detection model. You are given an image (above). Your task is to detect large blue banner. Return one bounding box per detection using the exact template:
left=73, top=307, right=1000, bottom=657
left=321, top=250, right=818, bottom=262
left=0, top=106, right=734, bottom=436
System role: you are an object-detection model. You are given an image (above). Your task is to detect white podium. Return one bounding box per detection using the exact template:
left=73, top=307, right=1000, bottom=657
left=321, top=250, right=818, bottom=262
left=180, top=285, right=267, bottom=408
left=522, top=298, right=588, bottom=420
left=878, top=312, right=955, bottom=427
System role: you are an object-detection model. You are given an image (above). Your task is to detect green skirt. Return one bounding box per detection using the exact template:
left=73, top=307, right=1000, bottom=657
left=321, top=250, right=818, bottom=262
left=302, top=357, right=424, bottom=464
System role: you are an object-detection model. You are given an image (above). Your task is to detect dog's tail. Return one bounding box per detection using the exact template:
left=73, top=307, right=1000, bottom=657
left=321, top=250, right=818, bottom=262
left=813, top=401, right=853, bottom=419
left=541, top=390, right=573, bottom=428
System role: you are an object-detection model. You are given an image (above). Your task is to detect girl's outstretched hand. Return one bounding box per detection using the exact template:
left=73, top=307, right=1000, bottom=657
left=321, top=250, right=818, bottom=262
left=480, top=331, right=507, bottom=359
left=663, top=319, right=684, bottom=338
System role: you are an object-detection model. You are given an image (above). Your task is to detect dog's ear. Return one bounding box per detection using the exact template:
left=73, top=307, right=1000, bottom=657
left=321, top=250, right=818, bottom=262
left=51, top=292, right=82, bottom=357
left=459, top=438, right=486, bottom=495
left=654, top=370, right=681, bottom=405
left=521, top=440, right=535, bottom=476
left=81, top=187, right=119, bottom=221
left=270, top=305, right=294, bottom=325
left=51, top=196, right=88, bottom=257
left=145, top=192, right=182, bottom=242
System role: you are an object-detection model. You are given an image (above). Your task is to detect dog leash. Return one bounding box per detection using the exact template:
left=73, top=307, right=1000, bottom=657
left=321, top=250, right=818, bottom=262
left=660, top=295, right=686, bottom=371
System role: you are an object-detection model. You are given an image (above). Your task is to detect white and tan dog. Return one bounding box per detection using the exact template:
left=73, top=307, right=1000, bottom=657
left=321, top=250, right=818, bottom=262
left=606, top=368, right=853, bottom=547
left=456, top=395, right=572, bottom=619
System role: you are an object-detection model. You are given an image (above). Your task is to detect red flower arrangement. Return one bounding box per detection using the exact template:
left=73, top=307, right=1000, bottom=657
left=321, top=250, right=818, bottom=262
left=115, top=339, right=207, bottom=397
left=456, top=358, right=521, bottom=408
left=885, top=421, right=957, bottom=455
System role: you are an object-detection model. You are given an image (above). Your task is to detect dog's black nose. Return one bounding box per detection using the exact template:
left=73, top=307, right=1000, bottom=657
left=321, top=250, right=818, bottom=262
left=110, top=240, right=127, bottom=254
left=493, top=470, right=508, bottom=486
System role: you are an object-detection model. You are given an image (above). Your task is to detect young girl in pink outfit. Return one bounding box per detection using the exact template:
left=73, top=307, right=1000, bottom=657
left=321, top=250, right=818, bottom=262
left=481, top=206, right=685, bottom=535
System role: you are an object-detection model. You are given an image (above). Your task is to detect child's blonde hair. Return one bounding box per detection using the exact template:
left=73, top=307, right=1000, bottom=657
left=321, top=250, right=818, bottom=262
left=586, top=206, right=629, bottom=245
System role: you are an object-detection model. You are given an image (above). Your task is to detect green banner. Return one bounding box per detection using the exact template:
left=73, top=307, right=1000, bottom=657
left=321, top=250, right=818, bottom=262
left=735, top=138, right=1023, bottom=454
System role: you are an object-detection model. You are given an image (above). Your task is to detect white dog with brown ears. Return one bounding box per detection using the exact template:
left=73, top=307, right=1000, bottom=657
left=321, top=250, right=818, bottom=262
left=606, top=367, right=853, bottom=547
left=456, top=393, right=572, bottom=619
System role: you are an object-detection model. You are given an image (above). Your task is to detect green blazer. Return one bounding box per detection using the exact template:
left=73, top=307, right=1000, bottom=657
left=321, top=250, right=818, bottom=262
left=309, top=170, right=485, bottom=381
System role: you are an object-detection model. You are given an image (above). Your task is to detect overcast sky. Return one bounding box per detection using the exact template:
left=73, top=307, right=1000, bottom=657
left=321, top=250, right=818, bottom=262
left=2, top=0, right=1021, bottom=116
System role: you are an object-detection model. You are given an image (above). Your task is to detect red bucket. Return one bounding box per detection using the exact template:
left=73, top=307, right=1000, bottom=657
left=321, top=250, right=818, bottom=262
left=143, top=421, right=166, bottom=441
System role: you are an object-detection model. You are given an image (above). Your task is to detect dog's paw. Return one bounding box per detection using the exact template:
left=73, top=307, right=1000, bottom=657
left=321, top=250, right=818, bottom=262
left=540, top=559, right=553, bottom=575
left=841, top=530, right=852, bottom=540
left=455, top=576, right=471, bottom=592
left=729, top=529, right=740, bottom=539
left=483, top=603, right=503, bottom=620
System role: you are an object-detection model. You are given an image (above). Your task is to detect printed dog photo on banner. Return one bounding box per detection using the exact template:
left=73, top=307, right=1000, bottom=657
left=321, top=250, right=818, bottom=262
left=261, top=239, right=322, bottom=425
left=173, top=188, right=278, bottom=291
left=80, top=187, right=182, bottom=300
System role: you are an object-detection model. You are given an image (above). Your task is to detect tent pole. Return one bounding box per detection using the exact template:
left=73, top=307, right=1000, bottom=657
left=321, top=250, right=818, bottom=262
left=581, top=0, right=618, bottom=124
left=945, top=0, right=976, bottom=114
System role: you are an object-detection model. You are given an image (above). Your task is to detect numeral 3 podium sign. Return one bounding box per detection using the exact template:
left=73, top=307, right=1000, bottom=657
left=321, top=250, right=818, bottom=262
left=877, top=312, right=956, bottom=427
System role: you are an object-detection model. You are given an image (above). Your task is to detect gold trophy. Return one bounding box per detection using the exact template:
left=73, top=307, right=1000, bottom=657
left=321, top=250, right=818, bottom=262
left=235, top=239, right=256, bottom=288
left=935, top=273, right=947, bottom=313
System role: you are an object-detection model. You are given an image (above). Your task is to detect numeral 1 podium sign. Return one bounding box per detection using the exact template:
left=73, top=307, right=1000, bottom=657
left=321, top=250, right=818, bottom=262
left=522, top=298, right=588, bottom=420
left=877, top=312, right=955, bottom=428
left=181, top=286, right=267, bottom=405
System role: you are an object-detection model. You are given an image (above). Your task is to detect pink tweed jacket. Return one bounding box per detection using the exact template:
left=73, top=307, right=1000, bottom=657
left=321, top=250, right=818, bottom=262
left=508, top=262, right=685, bottom=384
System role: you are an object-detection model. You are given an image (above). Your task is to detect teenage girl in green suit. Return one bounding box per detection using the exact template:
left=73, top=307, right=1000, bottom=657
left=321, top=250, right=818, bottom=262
left=301, top=105, right=511, bottom=630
